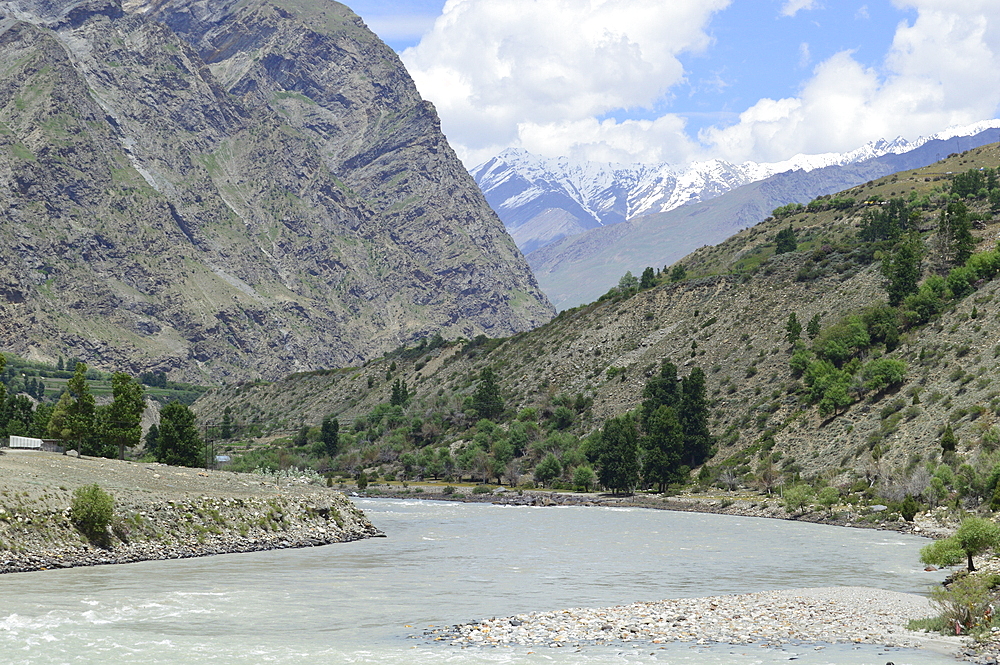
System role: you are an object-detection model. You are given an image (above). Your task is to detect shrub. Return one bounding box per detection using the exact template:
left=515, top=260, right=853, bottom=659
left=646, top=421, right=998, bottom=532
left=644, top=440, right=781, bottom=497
left=930, top=573, right=1000, bottom=636
left=783, top=485, right=813, bottom=512
left=442, top=485, right=456, bottom=495
left=472, top=484, right=493, bottom=494
left=71, top=484, right=114, bottom=546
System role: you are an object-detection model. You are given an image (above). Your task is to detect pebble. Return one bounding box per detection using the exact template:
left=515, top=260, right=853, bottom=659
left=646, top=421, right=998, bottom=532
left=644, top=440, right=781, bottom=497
left=429, top=587, right=938, bottom=651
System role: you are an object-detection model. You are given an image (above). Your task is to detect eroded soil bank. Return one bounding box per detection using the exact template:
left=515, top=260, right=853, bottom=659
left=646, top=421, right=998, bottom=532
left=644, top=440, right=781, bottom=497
left=0, top=450, right=381, bottom=574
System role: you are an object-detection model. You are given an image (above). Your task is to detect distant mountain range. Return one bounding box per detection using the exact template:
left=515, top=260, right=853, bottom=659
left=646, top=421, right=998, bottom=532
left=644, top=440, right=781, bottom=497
left=472, top=120, right=1000, bottom=256
left=484, top=125, right=1000, bottom=309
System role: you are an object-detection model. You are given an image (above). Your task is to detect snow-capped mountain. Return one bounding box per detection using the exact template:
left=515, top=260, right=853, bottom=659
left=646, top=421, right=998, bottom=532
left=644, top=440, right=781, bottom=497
left=472, top=120, right=1000, bottom=254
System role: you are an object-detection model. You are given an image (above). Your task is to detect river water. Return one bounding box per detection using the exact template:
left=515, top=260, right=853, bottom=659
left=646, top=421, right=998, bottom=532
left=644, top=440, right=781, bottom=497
left=1, top=498, right=958, bottom=664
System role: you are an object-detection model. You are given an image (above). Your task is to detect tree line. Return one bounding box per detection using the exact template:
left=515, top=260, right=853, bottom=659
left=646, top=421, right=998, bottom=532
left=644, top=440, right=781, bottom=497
left=0, top=357, right=205, bottom=467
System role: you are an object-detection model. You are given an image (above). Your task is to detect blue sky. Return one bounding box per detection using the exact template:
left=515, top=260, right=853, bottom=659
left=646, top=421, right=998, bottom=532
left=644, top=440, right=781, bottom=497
left=346, top=1, right=1000, bottom=168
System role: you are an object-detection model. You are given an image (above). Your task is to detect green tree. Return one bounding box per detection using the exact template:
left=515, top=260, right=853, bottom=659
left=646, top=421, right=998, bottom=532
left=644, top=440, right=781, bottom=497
left=680, top=367, right=712, bottom=467
left=639, top=266, right=656, bottom=289
left=0, top=355, right=7, bottom=412
left=49, top=363, right=95, bottom=453
left=157, top=401, right=204, bottom=467
left=785, top=313, right=801, bottom=345
left=641, top=405, right=683, bottom=492
left=573, top=464, right=596, bottom=492
left=812, top=315, right=869, bottom=366
left=920, top=517, right=1000, bottom=572
left=937, top=200, right=976, bottom=268
left=144, top=423, right=159, bottom=456
left=858, top=198, right=913, bottom=242
left=471, top=367, right=504, bottom=421
left=618, top=270, right=638, bottom=293
left=534, top=452, right=562, bottom=486
left=220, top=406, right=234, bottom=439
left=806, top=313, right=822, bottom=339
left=321, top=415, right=340, bottom=458
left=669, top=264, right=686, bottom=282
left=596, top=414, right=640, bottom=494
left=860, top=358, right=907, bottom=394
left=882, top=232, right=924, bottom=306
left=98, top=373, right=146, bottom=460
left=640, top=360, right=679, bottom=430
left=390, top=379, right=410, bottom=407
left=774, top=225, right=797, bottom=254
left=941, top=424, right=958, bottom=453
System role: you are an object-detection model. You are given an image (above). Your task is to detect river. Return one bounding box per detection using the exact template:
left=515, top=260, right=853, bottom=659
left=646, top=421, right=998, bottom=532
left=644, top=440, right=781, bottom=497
left=1, top=498, right=957, bottom=664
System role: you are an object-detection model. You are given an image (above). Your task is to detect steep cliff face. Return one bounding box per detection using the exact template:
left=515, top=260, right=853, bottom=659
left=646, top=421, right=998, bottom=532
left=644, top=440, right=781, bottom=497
left=0, top=0, right=553, bottom=381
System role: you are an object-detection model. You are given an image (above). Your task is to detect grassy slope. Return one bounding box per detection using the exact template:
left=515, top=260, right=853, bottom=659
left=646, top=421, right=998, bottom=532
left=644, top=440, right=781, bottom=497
left=191, top=145, right=1000, bottom=482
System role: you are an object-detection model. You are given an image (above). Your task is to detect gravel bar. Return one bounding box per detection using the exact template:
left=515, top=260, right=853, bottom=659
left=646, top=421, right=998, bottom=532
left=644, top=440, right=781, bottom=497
left=431, top=586, right=953, bottom=651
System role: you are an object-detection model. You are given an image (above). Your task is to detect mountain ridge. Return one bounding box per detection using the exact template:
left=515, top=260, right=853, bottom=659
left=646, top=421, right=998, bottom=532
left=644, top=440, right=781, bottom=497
left=523, top=127, right=1000, bottom=309
left=0, top=0, right=553, bottom=382
left=474, top=120, right=1000, bottom=257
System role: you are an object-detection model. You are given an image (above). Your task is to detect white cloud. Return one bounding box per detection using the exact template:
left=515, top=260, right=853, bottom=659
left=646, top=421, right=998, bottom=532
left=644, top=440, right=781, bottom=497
left=402, top=0, right=1000, bottom=167
left=780, top=0, right=819, bottom=18
left=701, top=0, right=1000, bottom=162
left=798, top=42, right=811, bottom=68
left=402, top=0, right=731, bottom=164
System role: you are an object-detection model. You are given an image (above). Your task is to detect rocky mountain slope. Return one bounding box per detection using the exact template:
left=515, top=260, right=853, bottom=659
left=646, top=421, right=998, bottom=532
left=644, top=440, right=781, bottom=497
left=0, top=0, right=553, bottom=382
left=190, top=145, right=1000, bottom=482
left=525, top=128, right=1000, bottom=309
left=474, top=122, right=1000, bottom=257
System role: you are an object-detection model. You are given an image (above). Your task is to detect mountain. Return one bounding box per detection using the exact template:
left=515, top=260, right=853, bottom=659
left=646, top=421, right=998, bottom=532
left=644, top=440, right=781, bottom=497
left=0, top=0, right=553, bottom=382
left=190, top=145, right=1000, bottom=488
left=473, top=121, right=1000, bottom=257
left=523, top=127, right=1000, bottom=309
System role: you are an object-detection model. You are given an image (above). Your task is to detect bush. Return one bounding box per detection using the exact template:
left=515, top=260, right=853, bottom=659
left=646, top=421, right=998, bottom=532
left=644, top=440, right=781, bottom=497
left=442, top=485, right=456, bottom=495
left=71, top=484, right=114, bottom=546
left=472, top=484, right=493, bottom=494
left=930, top=573, right=1000, bottom=636
left=783, top=485, right=813, bottom=512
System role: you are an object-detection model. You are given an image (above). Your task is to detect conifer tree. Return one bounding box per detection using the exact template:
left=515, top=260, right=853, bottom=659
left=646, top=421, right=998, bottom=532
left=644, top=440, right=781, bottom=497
left=936, top=200, right=975, bottom=268
left=807, top=313, right=822, bottom=339
left=639, top=266, right=655, bottom=289
left=785, top=313, right=801, bottom=345
left=157, top=401, right=203, bottom=467
left=680, top=367, right=712, bottom=467
left=98, top=372, right=146, bottom=460
left=471, top=367, right=504, bottom=421
left=390, top=379, right=410, bottom=407
left=882, top=232, right=924, bottom=306
left=596, top=414, right=639, bottom=494
left=641, top=405, right=683, bottom=492
left=640, top=360, right=679, bottom=430
left=321, top=415, right=340, bottom=458
left=774, top=226, right=797, bottom=254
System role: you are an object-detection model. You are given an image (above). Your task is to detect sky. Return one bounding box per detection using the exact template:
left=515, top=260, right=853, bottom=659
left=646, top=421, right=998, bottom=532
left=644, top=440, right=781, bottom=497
left=346, top=1, right=1000, bottom=169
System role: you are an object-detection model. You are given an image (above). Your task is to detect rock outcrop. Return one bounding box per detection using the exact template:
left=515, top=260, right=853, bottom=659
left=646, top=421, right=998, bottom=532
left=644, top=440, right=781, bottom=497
left=0, top=0, right=553, bottom=381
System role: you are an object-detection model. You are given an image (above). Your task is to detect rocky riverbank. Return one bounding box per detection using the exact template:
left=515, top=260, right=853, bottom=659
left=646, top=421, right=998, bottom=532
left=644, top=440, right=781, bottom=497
left=428, top=586, right=961, bottom=654
left=0, top=450, right=381, bottom=574
left=358, top=484, right=955, bottom=537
